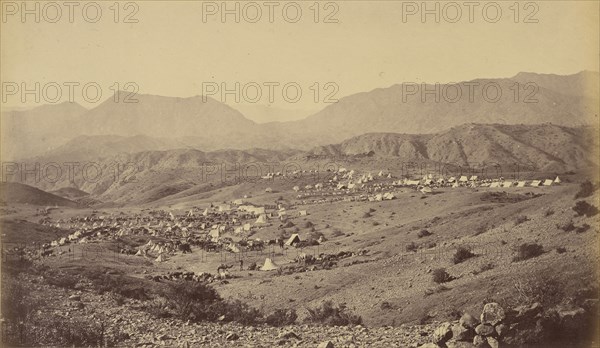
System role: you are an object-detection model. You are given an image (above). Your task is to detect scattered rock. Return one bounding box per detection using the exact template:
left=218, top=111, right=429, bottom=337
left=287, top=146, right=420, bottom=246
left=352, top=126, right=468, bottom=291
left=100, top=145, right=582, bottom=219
left=474, top=324, right=494, bottom=337
left=278, top=330, right=301, bottom=340
left=317, top=341, right=334, bottom=348
left=452, top=323, right=474, bottom=341
left=225, top=333, right=239, bottom=341
left=486, top=336, right=499, bottom=348
left=459, top=313, right=479, bottom=329
left=480, top=303, right=505, bottom=326
left=472, top=335, right=489, bottom=347
left=494, top=324, right=507, bottom=337
left=433, top=322, right=453, bottom=344
left=68, top=295, right=81, bottom=301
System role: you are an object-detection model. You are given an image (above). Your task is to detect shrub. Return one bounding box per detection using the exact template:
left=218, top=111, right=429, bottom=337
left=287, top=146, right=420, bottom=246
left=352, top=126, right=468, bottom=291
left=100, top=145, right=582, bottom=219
left=406, top=242, right=418, bottom=252
left=453, top=246, right=476, bottom=264
left=513, top=243, right=544, bottom=262
left=559, top=221, right=576, bottom=232
left=544, top=208, right=555, bottom=217
left=362, top=212, right=372, bottom=218
left=265, top=308, right=298, bottom=326
left=575, top=181, right=595, bottom=199
left=514, top=215, right=530, bottom=226
left=45, top=272, right=79, bottom=289
left=168, top=281, right=220, bottom=321
left=432, top=268, right=452, bottom=284
left=418, top=229, right=432, bottom=238
left=512, top=274, right=565, bottom=307
left=573, top=201, right=599, bottom=217
left=424, top=284, right=450, bottom=296
left=576, top=224, right=591, bottom=233
left=372, top=221, right=380, bottom=226
left=556, top=247, right=567, bottom=254
left=478, top=263, right=495, bottom=273
left=305, top=301, right=362, bottom=326
left=380, top=301, right=393, bottom=310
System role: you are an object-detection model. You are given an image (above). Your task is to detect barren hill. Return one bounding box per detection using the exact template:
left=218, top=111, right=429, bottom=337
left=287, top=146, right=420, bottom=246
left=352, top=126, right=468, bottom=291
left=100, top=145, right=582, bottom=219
left=0, top=182, right=79, bottom=207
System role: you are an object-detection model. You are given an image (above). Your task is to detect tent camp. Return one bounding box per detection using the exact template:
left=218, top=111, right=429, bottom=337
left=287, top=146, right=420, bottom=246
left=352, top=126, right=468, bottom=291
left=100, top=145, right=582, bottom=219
left=285, top=234, right=301, bottom=246
left=260, top=258, right=279, bottom=271
left=255, top=214, right=267, bottom=224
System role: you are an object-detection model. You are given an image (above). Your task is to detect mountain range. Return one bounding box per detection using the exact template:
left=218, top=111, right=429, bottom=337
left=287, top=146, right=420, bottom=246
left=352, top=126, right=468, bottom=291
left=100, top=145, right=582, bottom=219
left=2, top=71, right=598, bottom=161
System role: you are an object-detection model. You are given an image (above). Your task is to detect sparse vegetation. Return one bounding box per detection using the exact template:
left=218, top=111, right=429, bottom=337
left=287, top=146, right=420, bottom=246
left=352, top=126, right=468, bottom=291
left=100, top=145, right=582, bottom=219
left=573, top=201, right=599, bottom=217
left=432, top=268, right=452, bottom=284
left=265, top=308, right=298, bottom=326
left=512, top=274, right=565, bottom=307
left=559, top=221, right=576, bottom=232
left=556, top=247, right=567, bottom=254
left=575, top=180, right=595, bottom=199
left=406, top=242, right=418, bottom=252
left=305, top=301, right=362, bottom=326
left=452, top=246, right=476, bottom=264
left=417, top=229, right=432, bottom=238
left=513, top=243, right=544, bottom=262
left=544, top=208, right=555, bottom=217
left=576, top=223, right=591, bottom=233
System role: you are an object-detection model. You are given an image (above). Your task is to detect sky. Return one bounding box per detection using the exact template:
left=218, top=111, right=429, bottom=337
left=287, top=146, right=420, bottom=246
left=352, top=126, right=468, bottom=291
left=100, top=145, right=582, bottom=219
left=1, top=0, right=599, bottom=122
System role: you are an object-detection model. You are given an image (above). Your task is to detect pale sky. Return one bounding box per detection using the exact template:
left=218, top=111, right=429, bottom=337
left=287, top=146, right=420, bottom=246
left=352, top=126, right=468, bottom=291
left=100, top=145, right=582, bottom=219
left=1, top=0, right=599, bottom=122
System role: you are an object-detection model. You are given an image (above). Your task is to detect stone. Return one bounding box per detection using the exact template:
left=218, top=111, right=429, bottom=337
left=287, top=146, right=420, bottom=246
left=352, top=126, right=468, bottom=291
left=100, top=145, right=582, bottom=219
left=474, top=324, right=494, bottom=337
left=433, top=322, right=453, bottom=344
left=68, top=295, right=81, bottom=301
left=278, top=331, right=301, bottom=340
left=472, top=335, right=490, bottom=348
left=418, top=343, right=439, bottom=348
left=452, top=323, right=474, bottom=341
left=486, top=336, right=499, bottom=348
left=494, top=324, right=508, bottom=337
left=317, top=341, right=334, bottom=348
left=480, top=303, right=505, bottom=325
left=225, top=333, right=239, bottom=341
left=460, top=313, right=479, bottom=329
left=447, top=341, right=477, bottom=348
left=513, top=302, right=543, bottom=322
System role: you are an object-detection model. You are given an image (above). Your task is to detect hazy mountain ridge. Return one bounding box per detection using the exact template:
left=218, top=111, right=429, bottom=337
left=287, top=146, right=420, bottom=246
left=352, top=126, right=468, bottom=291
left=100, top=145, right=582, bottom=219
left=308, top=123, right=599, bottom=172
left=2, top=72, right=598, bottom=161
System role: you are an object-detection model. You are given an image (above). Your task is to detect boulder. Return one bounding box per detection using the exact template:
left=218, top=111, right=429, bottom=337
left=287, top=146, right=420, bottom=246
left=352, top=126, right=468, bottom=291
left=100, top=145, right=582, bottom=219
left=433, top=322, right=453, bottom=344
left=68, top=295, right=81, bottom=301
left=447, top=341, right=477, bottom=348
left=494, top=324, right=508, bottom=337
left=452, top=323, right=474, bottom=341
left=472, top=335, right=490, bottom=348
left=225, top=333, right=239, bottom=341
left=459, top=313, right=479, bottom=329
left=474, top=324, right=494, bottom=337
left=278, top=331, right=301, bottom=340
left=513, top=302, right=543, bottom=322
left=486, top=336, right=499, bottom=348
left=480, top=303, right=505, bottom=325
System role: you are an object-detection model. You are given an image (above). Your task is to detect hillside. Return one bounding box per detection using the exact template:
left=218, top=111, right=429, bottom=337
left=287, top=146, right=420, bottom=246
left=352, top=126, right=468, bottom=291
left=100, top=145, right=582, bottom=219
left=308, top=124, right=599, bottom=173
left=0, top=182, right=80, bottom=207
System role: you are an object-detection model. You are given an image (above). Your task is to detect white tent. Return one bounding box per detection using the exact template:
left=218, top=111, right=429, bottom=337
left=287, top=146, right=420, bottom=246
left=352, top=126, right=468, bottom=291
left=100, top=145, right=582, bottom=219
left=420, top=187, right=433, bottom=194
left=553, top=176, right=561, bottom=184
left=285, top=234, right=301, bottom=246
left=530, top=180, right=542, bottom=187
left=502, top=181, right=514, bottom=188
left=459, top=176, right=468, bottom=182
left=155, top=254, right=165, bottom=262
left=260, top=258, right=279, bottom=271
left=543, top=179, right=553, bottom=186
left=255, top=214, right=267, bottom=224
left=298, top=210, right=308, bottom=216
left=516, top=181, right=526, bottom=188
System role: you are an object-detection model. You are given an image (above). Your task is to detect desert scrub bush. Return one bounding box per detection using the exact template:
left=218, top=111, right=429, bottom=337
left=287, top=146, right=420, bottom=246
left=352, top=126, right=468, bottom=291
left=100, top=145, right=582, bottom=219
left=514, top=215, right=530, bottom=226
left=145, top=297, right=172, bottom=319
left=372, top=221, right=380, bottom=226
left=576, top=223, right=591, bottom=233
left=556, top=247, right=567, bottom=254
left=453, top=246, right=476, bottom=264
left=44, top=271, right=79, bottom=289
left=575, top=180, right=595, bottom=199
left=2, top=316, right=109, bottom=347
left=362, top=212, right=372, bottom=218
left=432, top=268, right=453, bottom=284
left=1, top=279, right=39, bottom=322
left=265, top=308, right=298, bottom=326
left=559, top=221, right=576, bottom=232
left=573, top=201, right=599, bottom=217
left=512, top=274, right=565, bottom=307
left=473, top=262, right=495, bottom=275
left=331, top=229, right=344, bottom=237
left=380, top=301, right=393, bottom=310
left=513, top=243, right=544, bottom=262
left=406, top=242, right=418, bottom=252
left=167, top=281, right=220, bottom=321
left=544, top=208, right=555, bottom=217
left=305, top=301, right=362, bottom=326
left=417, top=229, right=432, bottom=238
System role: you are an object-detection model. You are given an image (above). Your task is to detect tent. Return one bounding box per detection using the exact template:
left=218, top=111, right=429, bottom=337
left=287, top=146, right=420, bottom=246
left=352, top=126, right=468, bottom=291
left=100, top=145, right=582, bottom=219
left=260, top=258, right=279, bottom=271
left=543, top=179, right=553, bottom=186
left=502, top=181, right=514, bottom=188
left=285, top=234, right=301, bottom=246
left=459, top=176, right=468, bottom=182
left=420, top=187, right=433, bottom=194
left=554, top=176, right=561, bottom=184
left=298, top=210, right=308, bottom=216
left=516, top=181, right=526, bottom=188
left=265, top=187, right=273, bottom=193
left=135, top=249, right=145, bottom=256
left=530, top=180, right=542, bottom=187
left=155, top=254, right=165, bottom=262
left=255, top=214, right=267, bottom=224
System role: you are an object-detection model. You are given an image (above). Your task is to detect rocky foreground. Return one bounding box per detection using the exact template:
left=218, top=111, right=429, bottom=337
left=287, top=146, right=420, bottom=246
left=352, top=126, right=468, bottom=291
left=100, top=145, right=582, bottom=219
left=6, top=271, right=597, bottom=348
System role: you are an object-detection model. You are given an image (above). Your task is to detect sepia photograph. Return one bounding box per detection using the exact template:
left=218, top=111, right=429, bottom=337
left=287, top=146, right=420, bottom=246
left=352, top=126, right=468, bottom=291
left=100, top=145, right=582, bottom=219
left=0, top=1, right=599, bottom=347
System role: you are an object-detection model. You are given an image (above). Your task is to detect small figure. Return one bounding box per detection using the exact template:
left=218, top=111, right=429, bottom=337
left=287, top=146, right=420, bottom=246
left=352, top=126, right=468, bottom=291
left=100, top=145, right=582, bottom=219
left=239, top=259, right=244, bottom=271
